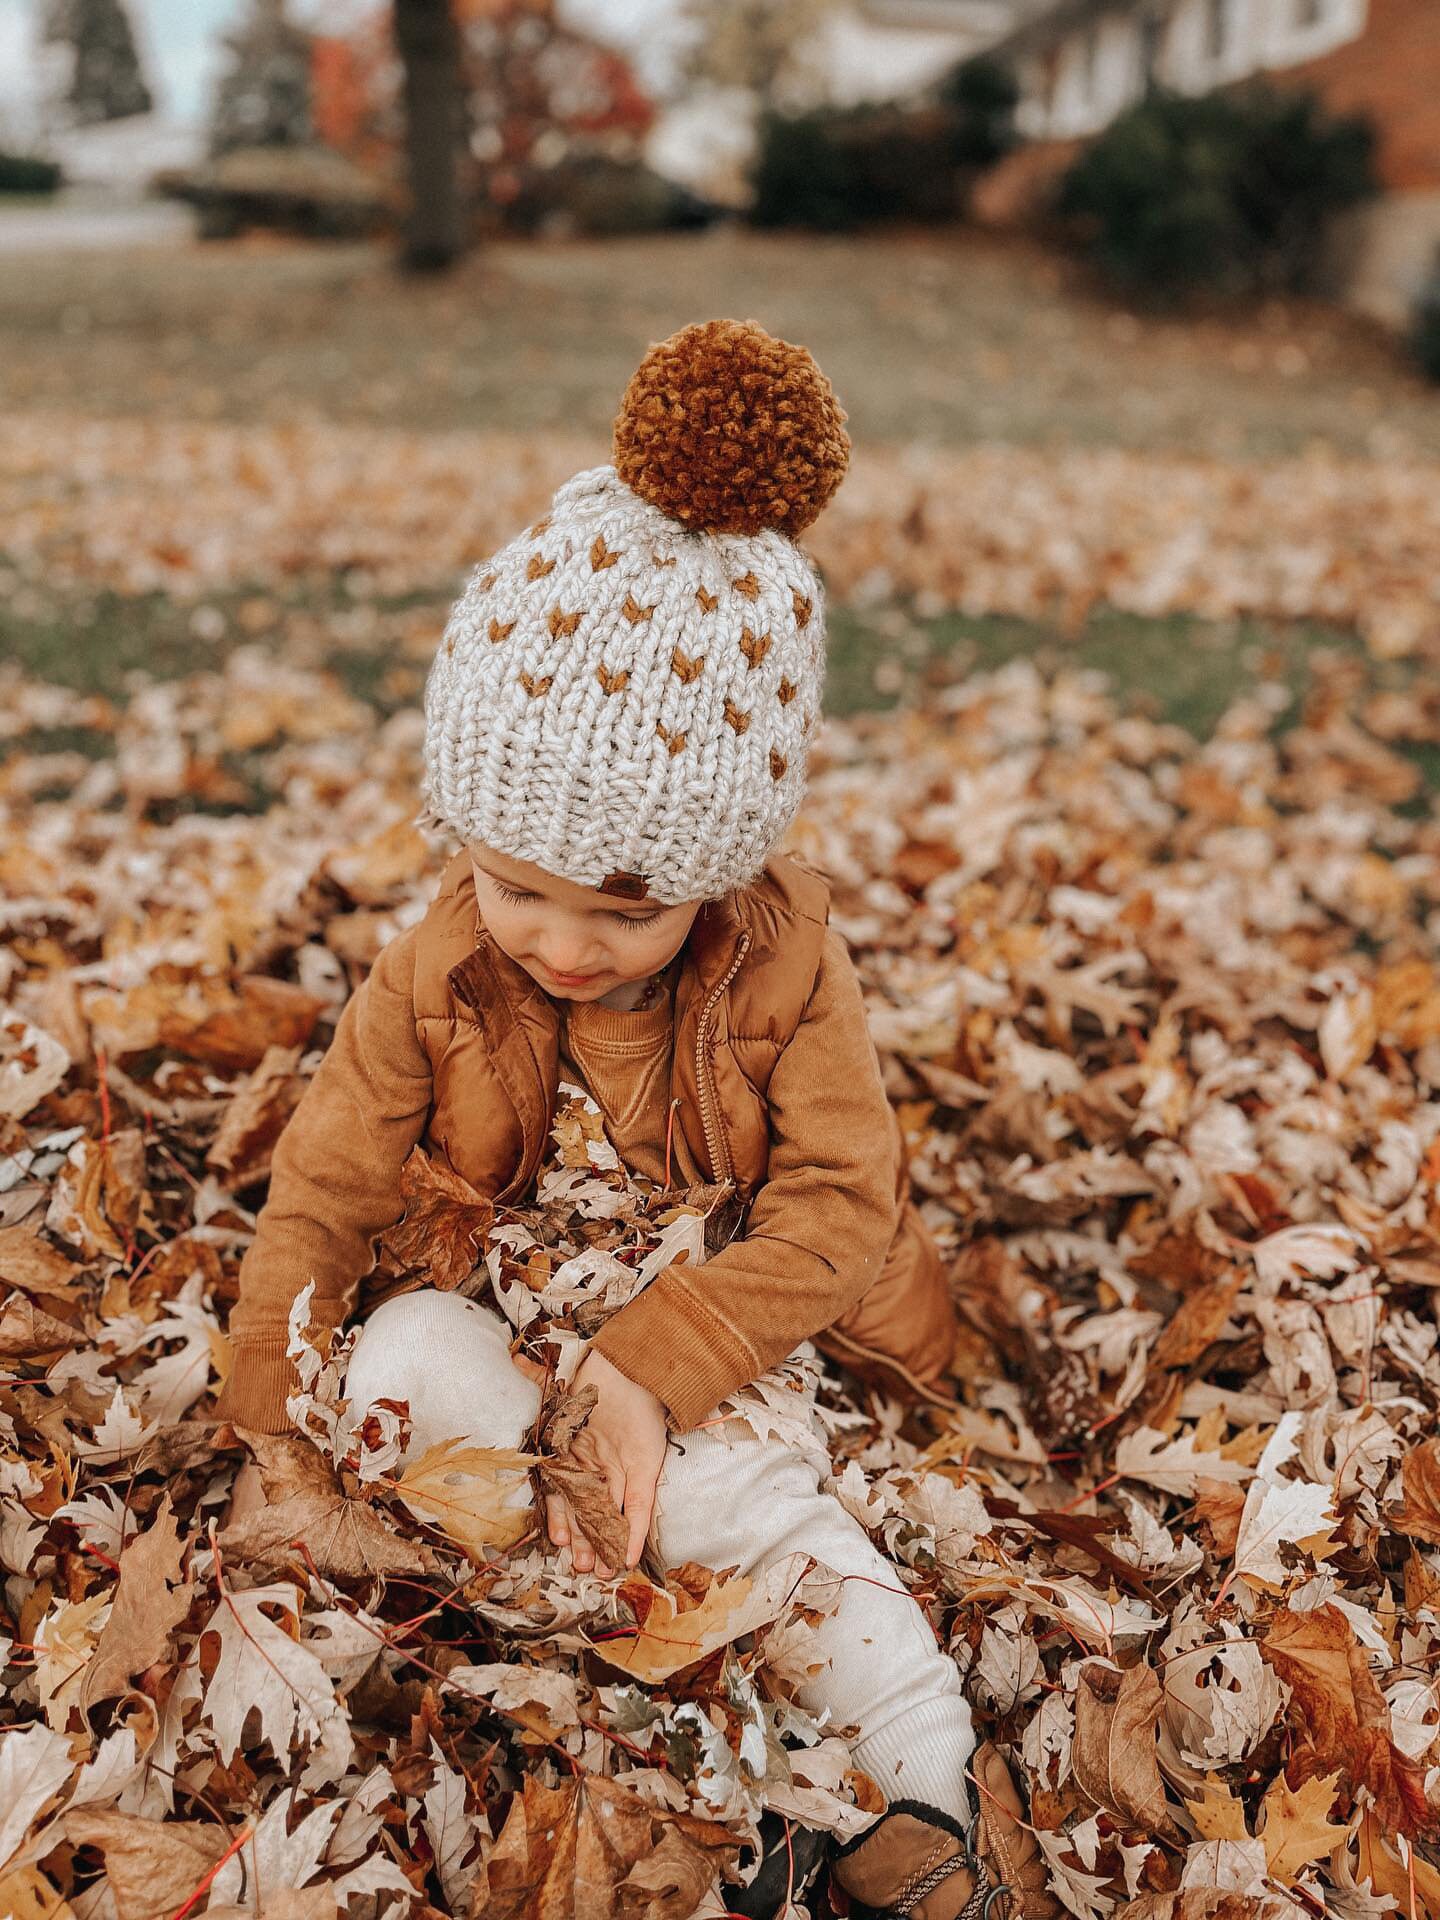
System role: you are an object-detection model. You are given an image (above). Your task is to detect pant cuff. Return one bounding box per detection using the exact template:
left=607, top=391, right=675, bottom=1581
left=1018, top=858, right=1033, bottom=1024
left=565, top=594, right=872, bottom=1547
left=852, top=1694, right=976, bottom=1824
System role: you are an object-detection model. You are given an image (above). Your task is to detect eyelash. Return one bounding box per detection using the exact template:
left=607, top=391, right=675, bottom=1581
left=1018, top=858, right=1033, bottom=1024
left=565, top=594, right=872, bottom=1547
left=491, top=881, right=662, bottom=931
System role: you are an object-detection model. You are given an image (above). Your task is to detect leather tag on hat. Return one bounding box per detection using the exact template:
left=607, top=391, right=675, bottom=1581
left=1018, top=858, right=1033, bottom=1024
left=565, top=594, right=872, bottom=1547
left=598, top=870, right=650, bottom=901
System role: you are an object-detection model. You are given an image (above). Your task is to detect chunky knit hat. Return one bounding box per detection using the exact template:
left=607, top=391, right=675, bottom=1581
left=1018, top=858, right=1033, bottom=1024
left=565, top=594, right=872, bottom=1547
left=420, top=319, right=850, bottom=905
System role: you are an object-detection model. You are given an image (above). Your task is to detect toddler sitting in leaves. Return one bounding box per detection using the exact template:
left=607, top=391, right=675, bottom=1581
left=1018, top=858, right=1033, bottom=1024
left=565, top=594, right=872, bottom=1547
left=219, top=320, right=1051, bottom=1919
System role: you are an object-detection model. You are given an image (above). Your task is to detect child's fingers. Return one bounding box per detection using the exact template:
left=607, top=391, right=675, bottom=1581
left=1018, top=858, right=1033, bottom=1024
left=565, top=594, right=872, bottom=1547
left=622, top=1467, right=660, bottom=1568
left=545, top=1492, right=571, bottom=1549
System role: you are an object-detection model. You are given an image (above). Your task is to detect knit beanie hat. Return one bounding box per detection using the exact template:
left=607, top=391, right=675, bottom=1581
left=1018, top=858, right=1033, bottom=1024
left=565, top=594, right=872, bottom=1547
left=420, top=319, right=850, bottom=905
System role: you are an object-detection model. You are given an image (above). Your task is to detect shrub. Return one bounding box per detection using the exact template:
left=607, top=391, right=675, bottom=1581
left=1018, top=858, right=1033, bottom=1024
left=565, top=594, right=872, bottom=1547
left=939, top=55, right=1020, bottom=170
left=1058, top=84, right=1377, bottom=300
left=0, top=152, right=63, bottom=195
left=752, top=61, right=1017, bottom=231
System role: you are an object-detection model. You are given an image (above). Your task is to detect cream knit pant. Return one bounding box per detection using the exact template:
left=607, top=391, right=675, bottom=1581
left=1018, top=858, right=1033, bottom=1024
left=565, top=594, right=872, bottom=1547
left=346, top=1290, right=974, bottom=1819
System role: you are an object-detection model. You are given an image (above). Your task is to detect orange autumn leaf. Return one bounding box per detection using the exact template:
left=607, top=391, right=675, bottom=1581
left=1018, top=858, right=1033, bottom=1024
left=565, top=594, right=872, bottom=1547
left=1262, top=1605, right=1432, bottom=1836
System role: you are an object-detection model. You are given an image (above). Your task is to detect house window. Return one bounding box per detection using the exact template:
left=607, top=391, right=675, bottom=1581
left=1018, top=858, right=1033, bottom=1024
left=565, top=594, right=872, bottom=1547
left=1084, top=25, right=1103, bottom=104
left=1205, top=0, right=1229, bottom=62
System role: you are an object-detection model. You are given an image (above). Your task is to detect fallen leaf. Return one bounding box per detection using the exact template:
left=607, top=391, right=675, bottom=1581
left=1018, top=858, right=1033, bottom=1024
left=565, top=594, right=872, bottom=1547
left=62, top=1811, right=227, bottom=1920
left=537, top=1454, right=628, bottom=1572
left=1185, top=1778, right=1250, bottom=1845
left=1262, top=1605, right=1430, bottom=1835
left=1232, top=1478, right=1336, bottom=1590
left=396, top=1436, right=536, bottom=1557
left=0, top=1295, right=83, bottom=1361
left=1258, top=1769, right=1348, bottom=1883
left=79, top=1494, right=194, bottom=1709
left=480, top=1772, right=736, bottom=1920
left=1073, top=1660, right=1183, bottom=1840
left=205, top=1043, right=304, bottom=1183
left=377, top=1146, right=495, bottom=1291
left=221, top=1429, right=436, bottom=1579
left=1392, top=1438, right=1440, bottom=1546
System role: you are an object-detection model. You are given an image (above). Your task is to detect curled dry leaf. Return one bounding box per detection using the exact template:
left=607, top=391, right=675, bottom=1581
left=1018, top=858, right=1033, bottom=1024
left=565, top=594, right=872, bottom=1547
left=377, top=1146, right=495, bottom=1292
left=537, top=1454, right=629, bottom=1574
left=1073, top=1661, right=1184, bottom=1842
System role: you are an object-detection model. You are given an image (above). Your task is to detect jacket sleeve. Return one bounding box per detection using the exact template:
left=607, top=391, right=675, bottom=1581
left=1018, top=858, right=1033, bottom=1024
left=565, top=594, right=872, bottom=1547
left=590, top=928, right=902, bottom=1430
left=214, top=923, right=434, bottom=1433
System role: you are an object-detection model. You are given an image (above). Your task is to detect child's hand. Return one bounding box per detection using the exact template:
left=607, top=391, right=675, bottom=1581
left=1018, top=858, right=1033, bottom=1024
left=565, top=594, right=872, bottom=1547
left=544, top=1348, right=667, bottom=1575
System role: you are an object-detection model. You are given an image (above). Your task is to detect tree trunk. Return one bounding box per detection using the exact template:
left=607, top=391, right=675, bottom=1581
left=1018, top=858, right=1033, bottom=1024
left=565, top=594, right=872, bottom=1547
left=393, top=0, right=467, bottom=271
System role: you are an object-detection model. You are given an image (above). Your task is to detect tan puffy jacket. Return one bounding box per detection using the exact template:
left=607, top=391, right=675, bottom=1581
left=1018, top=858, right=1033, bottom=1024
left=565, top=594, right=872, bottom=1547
left=216, top=850, right=958, bottom=1434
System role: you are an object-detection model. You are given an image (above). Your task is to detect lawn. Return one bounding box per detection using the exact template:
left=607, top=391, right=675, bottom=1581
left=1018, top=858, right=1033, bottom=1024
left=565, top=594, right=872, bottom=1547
left=2, top=224, right=1438, bottom=792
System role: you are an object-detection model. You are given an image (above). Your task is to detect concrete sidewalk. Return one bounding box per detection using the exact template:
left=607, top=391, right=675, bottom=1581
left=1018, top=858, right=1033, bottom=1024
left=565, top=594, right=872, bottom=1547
left=0, top=192, right=190, bottom=254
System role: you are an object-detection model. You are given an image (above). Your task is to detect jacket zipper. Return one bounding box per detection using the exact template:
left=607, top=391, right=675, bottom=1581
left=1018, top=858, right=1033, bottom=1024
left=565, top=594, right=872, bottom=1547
left=694, top=929, right=751, bottom=1184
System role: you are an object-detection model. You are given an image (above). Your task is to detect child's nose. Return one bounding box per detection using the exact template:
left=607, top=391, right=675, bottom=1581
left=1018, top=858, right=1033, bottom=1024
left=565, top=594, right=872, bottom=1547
left=541, top=941, right=602, bottom=975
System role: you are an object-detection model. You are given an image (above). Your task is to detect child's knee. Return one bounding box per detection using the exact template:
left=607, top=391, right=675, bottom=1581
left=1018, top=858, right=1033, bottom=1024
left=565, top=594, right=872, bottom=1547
left=345, top=1290, right=540, bottom=1453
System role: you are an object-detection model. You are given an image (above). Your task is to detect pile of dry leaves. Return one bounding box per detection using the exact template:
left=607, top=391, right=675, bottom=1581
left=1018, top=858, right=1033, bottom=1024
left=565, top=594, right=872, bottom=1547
left=4, top=412, right=1440, bottom=654
left=3, top=640, right=1440, bottom=1920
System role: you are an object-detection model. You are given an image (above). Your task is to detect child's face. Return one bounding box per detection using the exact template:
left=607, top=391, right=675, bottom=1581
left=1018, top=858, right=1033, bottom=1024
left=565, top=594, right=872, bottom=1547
left=468, top=844, right=701, bottom=1002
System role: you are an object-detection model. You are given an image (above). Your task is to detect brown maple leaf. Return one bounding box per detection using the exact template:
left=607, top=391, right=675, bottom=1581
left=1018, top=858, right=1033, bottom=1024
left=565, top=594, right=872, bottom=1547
left=221, top=1428, right=437, bottom=1579
left=1391, top=1436, right=1440, bottom=1546
left=1261, top=1604, right=1432, bottom=1836
left=377, top=1145, right=495, bottom=1291
left=205, top=1043, right=304, bottom=1185
left=79, top=1492, right=195, bottom=1710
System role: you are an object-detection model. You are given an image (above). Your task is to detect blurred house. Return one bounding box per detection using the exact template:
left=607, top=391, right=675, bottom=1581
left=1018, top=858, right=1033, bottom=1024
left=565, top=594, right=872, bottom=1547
left=648, top=0, right=1025, bottom=205
left=974, top=0, right=1440, bottom=325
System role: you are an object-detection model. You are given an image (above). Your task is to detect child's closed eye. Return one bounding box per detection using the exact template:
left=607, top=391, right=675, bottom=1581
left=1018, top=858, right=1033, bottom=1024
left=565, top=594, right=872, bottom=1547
left=491, top=878, right=660, bottom=931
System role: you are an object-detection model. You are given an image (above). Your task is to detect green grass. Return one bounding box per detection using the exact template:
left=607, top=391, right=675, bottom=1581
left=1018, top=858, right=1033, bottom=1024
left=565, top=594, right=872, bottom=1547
left=5, top=574, right=1435, bottom=810
left=826, top=603, right=1373, bottom=735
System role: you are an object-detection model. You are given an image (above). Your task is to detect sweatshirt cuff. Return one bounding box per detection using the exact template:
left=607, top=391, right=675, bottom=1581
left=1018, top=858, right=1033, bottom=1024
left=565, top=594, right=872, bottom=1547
left=589, top=1267, right=759, bottom=1433
left=214, top=1331, right=299, bottom=1436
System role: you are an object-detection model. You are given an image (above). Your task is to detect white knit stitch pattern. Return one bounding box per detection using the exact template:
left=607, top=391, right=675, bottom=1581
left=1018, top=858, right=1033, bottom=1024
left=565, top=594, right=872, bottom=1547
left=421, top=465, right=827, bottom=904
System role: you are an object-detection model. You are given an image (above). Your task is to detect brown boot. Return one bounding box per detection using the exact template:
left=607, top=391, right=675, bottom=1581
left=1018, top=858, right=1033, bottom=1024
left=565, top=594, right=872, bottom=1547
left=831, top=1744, right=1057, bottom=1920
